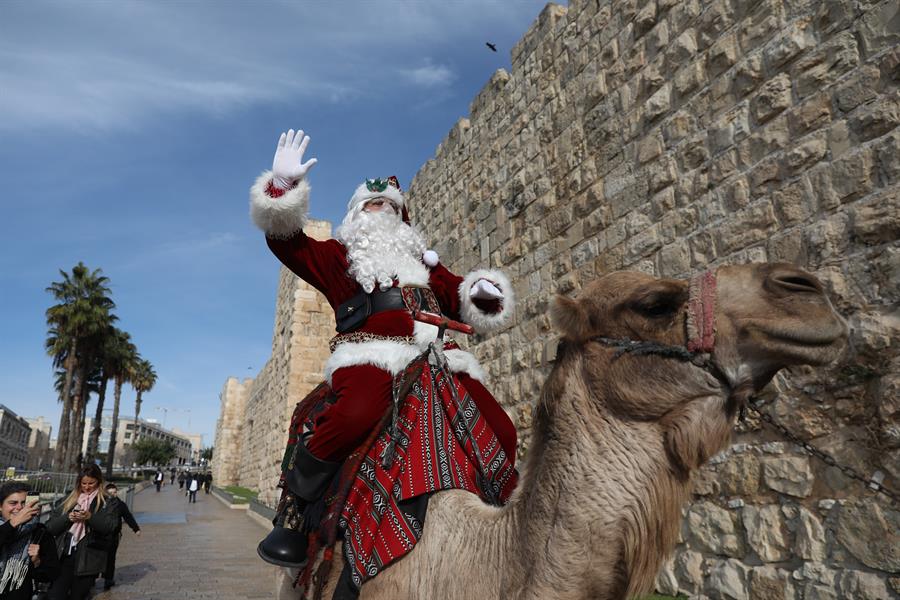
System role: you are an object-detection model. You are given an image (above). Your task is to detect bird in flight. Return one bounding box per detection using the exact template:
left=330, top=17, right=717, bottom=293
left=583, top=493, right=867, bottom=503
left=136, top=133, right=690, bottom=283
left=486, top=42, right=497, bottom=52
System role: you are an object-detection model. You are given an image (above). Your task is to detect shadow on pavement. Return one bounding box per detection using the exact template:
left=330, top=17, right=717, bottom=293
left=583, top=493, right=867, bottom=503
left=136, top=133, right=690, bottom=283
left=105, top=561, right=158, bottom=586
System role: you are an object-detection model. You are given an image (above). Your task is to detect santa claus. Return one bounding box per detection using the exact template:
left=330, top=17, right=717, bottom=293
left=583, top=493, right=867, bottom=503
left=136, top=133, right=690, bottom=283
left=249, top=129, right=517, bottom=567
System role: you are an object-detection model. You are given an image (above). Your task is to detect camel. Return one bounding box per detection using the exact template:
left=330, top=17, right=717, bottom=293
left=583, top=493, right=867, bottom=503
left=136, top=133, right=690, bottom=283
left=276, top=262, right=847, bottom=600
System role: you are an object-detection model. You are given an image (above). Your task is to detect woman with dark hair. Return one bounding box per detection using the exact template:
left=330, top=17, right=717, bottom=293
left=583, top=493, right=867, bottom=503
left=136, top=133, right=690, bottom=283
left=45, top=465, right=118, bottom=600
left=0, top=482, right=59, bottom=600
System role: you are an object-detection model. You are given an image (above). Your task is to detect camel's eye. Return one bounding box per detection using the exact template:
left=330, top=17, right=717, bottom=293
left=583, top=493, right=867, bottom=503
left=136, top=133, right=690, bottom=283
left=631, top=292, right=682, bottom=319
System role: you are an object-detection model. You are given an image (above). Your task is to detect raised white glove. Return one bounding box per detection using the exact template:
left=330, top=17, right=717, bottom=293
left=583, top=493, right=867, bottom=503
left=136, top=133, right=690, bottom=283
left=272, top=129, right=318, bottom=190
left=469, top=279, right=503, bottom=300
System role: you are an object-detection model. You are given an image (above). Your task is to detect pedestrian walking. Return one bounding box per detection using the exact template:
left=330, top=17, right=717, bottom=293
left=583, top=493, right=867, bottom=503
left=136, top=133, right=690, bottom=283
left=169, top=468, right=176, bottom=486
left=203, top=473, right=212, bottom=495
left=153, top=469, right=164, bottom=493
left=0, top=482, right=59, bottom=600
left=100, top=484, right=140, bottom=591
left=45, top=464, right=118, bottom=600
left=177, top=471, right=185, bottom=490
left=187, top=475, right=199, bottom=504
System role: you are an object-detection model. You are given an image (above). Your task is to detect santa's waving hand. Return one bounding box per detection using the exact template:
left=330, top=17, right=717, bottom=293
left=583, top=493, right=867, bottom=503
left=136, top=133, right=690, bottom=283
left=272, top=129, right=318, bottom=190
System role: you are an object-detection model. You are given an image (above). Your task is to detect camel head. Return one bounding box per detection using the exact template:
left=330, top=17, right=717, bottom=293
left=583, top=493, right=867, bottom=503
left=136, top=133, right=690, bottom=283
left=549, top=262, right=848, bottom=475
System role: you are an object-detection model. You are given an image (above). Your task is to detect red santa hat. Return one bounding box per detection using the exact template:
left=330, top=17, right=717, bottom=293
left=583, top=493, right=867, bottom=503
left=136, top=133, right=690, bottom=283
left=347, top=176, right=410, bottom=223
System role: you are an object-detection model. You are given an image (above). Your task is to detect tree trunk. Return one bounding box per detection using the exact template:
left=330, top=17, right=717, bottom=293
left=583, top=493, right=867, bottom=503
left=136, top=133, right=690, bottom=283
left=134, top=391, right=143, bottom=443
left=106, top=377, right=123, bottom=480
left=86, top=376, right=108, bottom=463
left=66, top=365, right=88, bottom=471
left=54, top=341, right=78, bottom=470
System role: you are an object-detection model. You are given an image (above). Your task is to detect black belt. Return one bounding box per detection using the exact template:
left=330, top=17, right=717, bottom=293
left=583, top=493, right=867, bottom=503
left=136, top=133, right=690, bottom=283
left=335, top=287, right=437, bottom=333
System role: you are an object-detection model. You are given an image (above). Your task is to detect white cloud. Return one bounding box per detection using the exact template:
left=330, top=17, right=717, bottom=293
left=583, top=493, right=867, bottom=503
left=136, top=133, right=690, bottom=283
left=0, top=0, right=550, bottom=133
left=401, top=61, right=455, bottom=87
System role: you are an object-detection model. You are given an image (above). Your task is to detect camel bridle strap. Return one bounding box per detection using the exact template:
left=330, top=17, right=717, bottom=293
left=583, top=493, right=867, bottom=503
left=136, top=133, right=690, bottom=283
left=589, top=270, right=730, bottom=387
left=592, top=336, right=732, bottom=392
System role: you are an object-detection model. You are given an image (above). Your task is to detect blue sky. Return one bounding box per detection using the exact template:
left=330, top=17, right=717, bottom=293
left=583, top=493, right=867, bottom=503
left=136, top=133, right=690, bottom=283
left=0, top=0, right=554, bottom=451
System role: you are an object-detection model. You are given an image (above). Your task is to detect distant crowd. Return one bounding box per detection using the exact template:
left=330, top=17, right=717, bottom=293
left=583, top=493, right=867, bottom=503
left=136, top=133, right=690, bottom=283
left=152, top=468, right=212, bottom=503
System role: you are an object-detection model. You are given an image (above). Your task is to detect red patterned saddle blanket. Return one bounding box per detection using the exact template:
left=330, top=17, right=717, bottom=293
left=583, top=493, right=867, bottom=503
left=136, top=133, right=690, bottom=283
left=276, top=351, right=518, bottom=598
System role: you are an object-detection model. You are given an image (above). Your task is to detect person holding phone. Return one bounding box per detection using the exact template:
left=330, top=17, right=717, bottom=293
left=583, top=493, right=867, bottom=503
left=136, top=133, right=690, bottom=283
left=45, top=465, right=117, bottom=600
left=0, top=482, right=59, bottom=600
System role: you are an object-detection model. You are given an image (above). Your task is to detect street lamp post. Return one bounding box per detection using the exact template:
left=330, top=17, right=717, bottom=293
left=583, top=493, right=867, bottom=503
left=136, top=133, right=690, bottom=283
left=154, top=406, right=169, bottom=429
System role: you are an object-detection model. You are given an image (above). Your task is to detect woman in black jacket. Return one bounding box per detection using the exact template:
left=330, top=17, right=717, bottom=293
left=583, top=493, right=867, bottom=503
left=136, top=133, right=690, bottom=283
left=45, top=465, right=118, bottom=600
left=0, top=481, right=59, bottom=600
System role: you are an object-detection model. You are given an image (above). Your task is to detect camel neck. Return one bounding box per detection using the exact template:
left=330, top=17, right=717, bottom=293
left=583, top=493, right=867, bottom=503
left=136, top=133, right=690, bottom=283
left=509, top=354, right=694, bottom=599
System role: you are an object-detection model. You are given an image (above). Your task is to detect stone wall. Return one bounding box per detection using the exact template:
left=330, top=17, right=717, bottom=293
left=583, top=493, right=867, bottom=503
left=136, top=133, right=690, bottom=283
left=212, top=219, right=334, bottom=507
left=406, top=0, right=899, bottom=597
left=212, top=377, right=252, bottom=486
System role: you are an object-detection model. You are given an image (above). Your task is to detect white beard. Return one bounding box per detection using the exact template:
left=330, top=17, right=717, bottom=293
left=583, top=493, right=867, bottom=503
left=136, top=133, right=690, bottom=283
left=335, top=209, right=429, bottom=293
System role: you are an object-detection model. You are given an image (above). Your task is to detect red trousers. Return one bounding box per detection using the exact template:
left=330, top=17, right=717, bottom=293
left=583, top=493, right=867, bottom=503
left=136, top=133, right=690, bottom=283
left=307, top=363, right=518, bottom=464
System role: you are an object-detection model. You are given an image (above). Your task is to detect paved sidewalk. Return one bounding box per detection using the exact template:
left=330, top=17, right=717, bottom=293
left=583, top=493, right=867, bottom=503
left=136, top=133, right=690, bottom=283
left=95, top=483, right=278, bottom=600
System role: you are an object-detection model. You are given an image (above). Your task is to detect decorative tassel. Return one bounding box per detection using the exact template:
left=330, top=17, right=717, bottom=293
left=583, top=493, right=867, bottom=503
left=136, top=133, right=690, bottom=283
left=312, top=548, right=335, bottom=600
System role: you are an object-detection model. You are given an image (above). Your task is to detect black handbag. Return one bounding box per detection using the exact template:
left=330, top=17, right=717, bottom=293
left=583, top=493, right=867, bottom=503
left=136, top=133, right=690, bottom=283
left=335, top=293, right=371, bottom=333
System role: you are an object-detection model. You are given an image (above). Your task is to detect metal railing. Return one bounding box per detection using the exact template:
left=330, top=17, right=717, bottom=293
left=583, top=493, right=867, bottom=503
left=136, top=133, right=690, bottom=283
left=1, top=470, right=77, bottom=521
left=1, top=470, right=77, bottom=497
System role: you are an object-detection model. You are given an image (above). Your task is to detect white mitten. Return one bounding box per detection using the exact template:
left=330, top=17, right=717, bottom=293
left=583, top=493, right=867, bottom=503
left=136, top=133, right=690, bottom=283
left=469, top=279, right=503, bottom=300
left=272, top=129, right=318, bottom=190
left=423, top=250, right=439, bottom=267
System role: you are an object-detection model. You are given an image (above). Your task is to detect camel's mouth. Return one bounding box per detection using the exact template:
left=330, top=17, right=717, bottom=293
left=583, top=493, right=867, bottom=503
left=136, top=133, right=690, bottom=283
left=741, top=319, right=848, bottom=365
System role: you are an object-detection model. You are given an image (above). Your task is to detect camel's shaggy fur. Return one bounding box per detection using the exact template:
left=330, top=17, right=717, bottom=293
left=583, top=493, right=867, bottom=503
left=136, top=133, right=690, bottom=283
left=276, top=263, right=847, bottom=600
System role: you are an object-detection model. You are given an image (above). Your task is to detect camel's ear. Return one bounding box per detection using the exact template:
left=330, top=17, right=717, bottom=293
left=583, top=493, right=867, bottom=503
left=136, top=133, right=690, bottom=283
left=550, top=295, right=591, bottom=341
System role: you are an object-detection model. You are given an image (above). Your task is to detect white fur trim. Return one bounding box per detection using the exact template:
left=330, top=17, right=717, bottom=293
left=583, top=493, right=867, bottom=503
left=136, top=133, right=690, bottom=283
left=459, top=269, right=515, bottom=333
left=413, top=321, right=440, bottom=347
left=324, top=340, right=421, bottom=385
left=423, top=250, right=439, bottom=267
left=347, top=182, right=405, bottom=214
left=394, top=261, right=430, bottom=287
left=325, top=324, right=487, bottom=384
left=443, top=348, right=486, bottom=381
left=249, top=171, right=310, bottom=238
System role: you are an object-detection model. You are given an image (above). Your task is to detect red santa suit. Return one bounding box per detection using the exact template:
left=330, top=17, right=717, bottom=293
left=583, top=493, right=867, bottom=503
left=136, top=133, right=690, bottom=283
left=249, top=173, right=518, bottom=464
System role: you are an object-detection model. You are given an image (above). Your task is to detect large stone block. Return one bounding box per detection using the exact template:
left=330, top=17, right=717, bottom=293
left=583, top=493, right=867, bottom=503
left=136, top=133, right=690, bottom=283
left=793, top=32, right=859, bottom=98
left=838, top=570, right=891, bottom=600
left=849, top=189, right=900, bottom=245
left=706, top=558, right=750, bottom=600
left=742, top=504, right=792, bottom=562
left=856, top=0, right=900, bottom=56
left=850, top=93, right=900, bottom=142
left=751, top=74, right=792, bottom=124
left=795, top=506, right=827, bottom=561
left=764, top=20, right=816, bottom=69
left=835, top=499, right=900, bottom=572
left=749, top=566, right=796, bottom=600
left=719, top=453, right=762, bottom=496
left=686, top=501, right=746, bottom=557
left=762, top=456, right=814, bottom=497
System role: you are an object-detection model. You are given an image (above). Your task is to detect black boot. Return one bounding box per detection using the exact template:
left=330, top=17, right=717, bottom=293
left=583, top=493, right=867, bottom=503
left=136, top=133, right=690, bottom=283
left=257, top=442, right=340, bottom=568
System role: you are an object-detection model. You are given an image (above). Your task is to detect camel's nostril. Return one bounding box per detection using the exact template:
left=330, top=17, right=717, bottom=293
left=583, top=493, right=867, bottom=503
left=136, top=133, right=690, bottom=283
left=772, top=273, right=822, bottom=294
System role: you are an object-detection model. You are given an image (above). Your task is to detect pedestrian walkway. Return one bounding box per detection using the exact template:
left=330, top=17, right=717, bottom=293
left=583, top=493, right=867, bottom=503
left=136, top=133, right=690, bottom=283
left=96, top=482, right=277, bottom=600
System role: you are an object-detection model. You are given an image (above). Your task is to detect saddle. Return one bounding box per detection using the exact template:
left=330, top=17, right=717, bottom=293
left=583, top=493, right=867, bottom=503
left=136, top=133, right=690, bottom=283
left=273, top=349, right=518, bottom=600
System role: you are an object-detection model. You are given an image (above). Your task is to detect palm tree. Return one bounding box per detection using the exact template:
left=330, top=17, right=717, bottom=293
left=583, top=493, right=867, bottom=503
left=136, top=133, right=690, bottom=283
left=45, top=262, right=115, bottom=471
left=86, top=325, right=124, bottom=464
left=131, top=358, right=157, bottom=443
left=104, top=330, right=137, bottom=479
